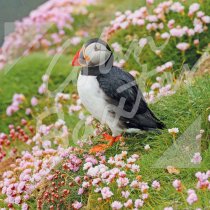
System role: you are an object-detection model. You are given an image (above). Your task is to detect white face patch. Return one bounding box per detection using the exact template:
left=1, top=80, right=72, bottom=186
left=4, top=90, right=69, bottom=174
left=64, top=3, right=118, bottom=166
left=84, top=43, right=111, bottom=66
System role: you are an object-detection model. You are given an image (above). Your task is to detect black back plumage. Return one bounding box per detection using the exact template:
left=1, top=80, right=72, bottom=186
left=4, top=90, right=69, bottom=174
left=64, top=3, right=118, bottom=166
left=96, top=66, right=165, bottom=130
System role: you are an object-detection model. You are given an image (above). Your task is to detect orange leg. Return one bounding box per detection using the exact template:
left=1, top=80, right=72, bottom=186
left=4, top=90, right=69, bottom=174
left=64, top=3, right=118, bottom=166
left=89, top=133, right=122, bottom=153
left=108, top=135, right=122, bottom=146
left=89, top=144, right=108, bottom=153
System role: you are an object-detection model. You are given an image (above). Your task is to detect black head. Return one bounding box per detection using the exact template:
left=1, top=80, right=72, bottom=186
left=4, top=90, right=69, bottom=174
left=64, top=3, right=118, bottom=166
left=72, top=38, right=113, bottom=75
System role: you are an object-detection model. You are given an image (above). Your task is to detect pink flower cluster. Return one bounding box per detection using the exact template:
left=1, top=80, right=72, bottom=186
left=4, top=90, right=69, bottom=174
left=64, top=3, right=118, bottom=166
left=176, top=42, right=190, bottom=52
left=0, top=133, right=8, bottom=162
left=0, top=0, right=97, bottom=70
left=170, top=171, right=210, bottom=207
left=143, top=77, right=175, bottom=103
left=186, top=189, right=198, bottom=205
left=191, top=152, right=202, bottom=164
left=103, top=1, right=210, bottom=42
left=6, top=94, right=25, bottom=116
left=63, top=154, right=82, bottom=172
left=156, top=61, right=173, bottom=73
left=151, top=180, right=161, bottom=190
left=78, top=151, right=154, bottom=209
left=195, top=171, right=210, bottom=190
left=172, top=179, right=182, bottom=191
left=111, top=42, right=122, bottom=52
left=0, top=146, right=77, bottom=208
left=113, top=59, right=126, bottom=68
left=38, top=74, right=49, bottom=95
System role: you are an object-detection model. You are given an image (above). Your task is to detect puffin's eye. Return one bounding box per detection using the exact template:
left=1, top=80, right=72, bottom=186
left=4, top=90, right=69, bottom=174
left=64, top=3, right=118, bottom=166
left=94, top=45, right=99, bottom=51
left=94, top=43, right=101, bottom=51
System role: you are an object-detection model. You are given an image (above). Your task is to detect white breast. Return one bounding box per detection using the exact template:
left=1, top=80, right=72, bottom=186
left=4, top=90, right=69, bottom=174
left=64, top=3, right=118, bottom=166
left=77, top=73, right=107, bottom=121
left=77, top=73, right=123, bottom=136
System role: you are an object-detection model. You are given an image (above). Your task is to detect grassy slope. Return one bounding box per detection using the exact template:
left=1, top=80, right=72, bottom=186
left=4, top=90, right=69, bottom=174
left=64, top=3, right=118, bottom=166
left=96, top=72, right=210, bottom=209
left=0, top=0, right=143, bottom=133
left=0, top=0, right=210, bottom=209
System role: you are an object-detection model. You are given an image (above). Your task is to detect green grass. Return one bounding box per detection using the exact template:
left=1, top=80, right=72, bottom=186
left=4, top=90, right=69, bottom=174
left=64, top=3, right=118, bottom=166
left=83, top=73, right=210, bottom=209
left=0, top=53, right=74, bottom=132
left=0, top=0, right=210, bottom=209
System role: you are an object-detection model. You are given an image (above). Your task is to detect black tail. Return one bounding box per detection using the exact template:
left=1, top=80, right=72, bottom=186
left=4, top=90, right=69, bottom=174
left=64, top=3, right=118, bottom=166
left=147, top=109, right=165, bottom=129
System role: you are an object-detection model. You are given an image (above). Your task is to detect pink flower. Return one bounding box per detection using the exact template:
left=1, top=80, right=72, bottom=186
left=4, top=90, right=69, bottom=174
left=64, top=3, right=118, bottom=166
left=6, top=105, right=18, bottom=116
left=134, top=199, right=144, bottom=208
left=187, top=29, right=195, bottom=36
left=101, top=187, right=113, bottom=199
left=111, top=42, right=122, bottom=52
left=161, top=32, right=170, bottom=39
left=31, top=97, right=38, bottom=106
left=69, top=105, right=82, bottom=114
left=124, top=199, right=133, bottom=208
left=193, top=39, right=199, bottom=46
left=191, top=152, right=202, bottom=164
left=131, top=164, right=140, bottom=172
left=38, top=83, right=47, bottom=94
left=167, top=19, right=175, bottom=29
left=14, top=195, right=21, bottom=204
left=172, top=179, right=182, bottom=191
left=6, top=93, right=25, bottom=116
left=186, top=189, right=198, bottom=205
left=139, top=38, right=147, bottom=48
left=202, top=16, right=210, bottom=24
left=72, top=201, right=82, bottom=209
left=142, top=193, right=149, bottom=200
left=85, top=116, right=94, bottom=125
left=51, top=33, right=62, bottom=44
left=116, top=177, right=129, bottom=188
left=92, top=178, right=101, bottom=186
left=146, top=0, right=154, bottom=5
left=144, top=144, right=151, bottom=151
left=170, top=2, right=184, bottom=13
left=25, top=108, right=32, bottom=115
left=17, top=182, right=26, bottom=193
left=130, top=180, right=139, bottom=188
left=42, top=74, right=49, bottom=82
left=78, top=188, right=84, bottom=195
left=111, top=201, right=123, bottom=210
left=195, top=171, right=209, bottom=190
left=170, top=28, right=185, bottom=37
left=140, top=182, right=149, bottom=192
left=114, top=59, right=125, bottom=68
left=164, top=207, right=173, bottom=210
left=152, top=180, right=160, bottom=189
left=197, top=11, right=204, bottom=18
left=83, top=162, right=93, bottom=170
left=74, top=176, right=81, bottom=184
left=21, top=203, right=29, bottom=210
left=70, top=37, right=82, bottom=46
left=13, top=94, right=25, bottom=103
left=121, top=190, right=130, bottom=199
left=129, top=70, right=139, bottom=78
left=188, top=3, right=200, bottom=16
left=168, top=128, right=179, bottom=135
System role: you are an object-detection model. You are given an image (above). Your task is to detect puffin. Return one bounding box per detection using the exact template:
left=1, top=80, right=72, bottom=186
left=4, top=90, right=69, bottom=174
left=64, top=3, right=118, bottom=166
left=72, top=38, right=165, bottom=152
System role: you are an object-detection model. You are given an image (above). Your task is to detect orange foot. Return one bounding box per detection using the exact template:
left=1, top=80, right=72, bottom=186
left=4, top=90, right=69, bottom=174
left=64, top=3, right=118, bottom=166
left=89, top=134, right=122, bottom=153
left=89, top=144, right=108, bottom=153
left=102, top=133, right=122, bottom=146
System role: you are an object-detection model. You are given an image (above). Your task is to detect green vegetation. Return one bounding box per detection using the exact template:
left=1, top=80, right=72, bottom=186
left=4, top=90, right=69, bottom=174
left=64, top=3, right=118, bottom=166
left=0, top=0, right=209, bottom=209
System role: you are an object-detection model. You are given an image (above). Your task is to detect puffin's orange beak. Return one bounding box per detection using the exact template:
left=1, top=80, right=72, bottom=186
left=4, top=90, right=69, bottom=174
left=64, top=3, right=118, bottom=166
left=72, top=49, right=81, bottom=66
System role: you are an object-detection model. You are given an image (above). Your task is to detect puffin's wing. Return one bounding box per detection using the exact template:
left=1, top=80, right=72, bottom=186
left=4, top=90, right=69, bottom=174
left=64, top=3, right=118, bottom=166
left=96, top=66, right=146, bottom=113
left=97, top=66, right=165, bottom=130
